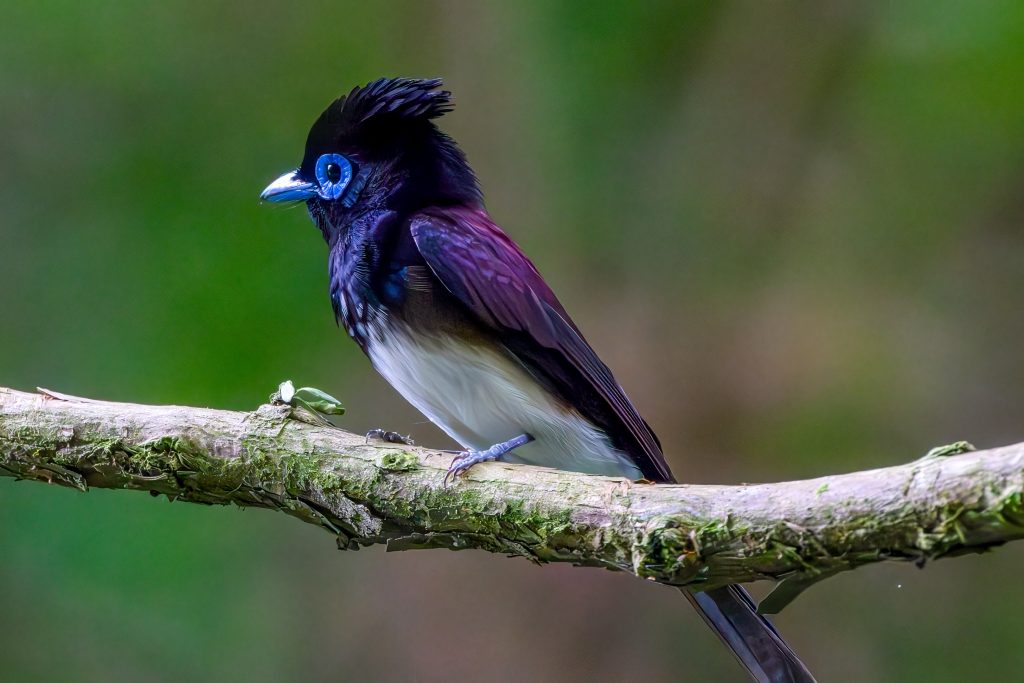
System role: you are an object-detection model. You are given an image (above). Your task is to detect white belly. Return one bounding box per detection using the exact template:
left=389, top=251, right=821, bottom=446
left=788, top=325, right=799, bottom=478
left=365, top=325, right=641, bottom=479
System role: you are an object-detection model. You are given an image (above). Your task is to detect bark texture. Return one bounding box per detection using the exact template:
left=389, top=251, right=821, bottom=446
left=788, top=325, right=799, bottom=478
left=2, top=387, right=1022, bottom=609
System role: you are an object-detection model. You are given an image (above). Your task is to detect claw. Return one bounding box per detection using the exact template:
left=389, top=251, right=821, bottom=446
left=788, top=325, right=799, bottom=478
left=444, top=449, right=499, bottom=485
left=365, top=428, right=415, bottom=446
left=443, top=433, right=534, bottom=485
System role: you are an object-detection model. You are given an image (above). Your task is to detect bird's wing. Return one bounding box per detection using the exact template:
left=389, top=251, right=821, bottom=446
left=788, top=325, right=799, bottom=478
left=409, top=207, right=673, bottom=482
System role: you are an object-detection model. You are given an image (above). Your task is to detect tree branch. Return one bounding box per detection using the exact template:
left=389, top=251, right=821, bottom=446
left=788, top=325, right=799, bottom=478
left=2, top=386, right=1023, bottom=610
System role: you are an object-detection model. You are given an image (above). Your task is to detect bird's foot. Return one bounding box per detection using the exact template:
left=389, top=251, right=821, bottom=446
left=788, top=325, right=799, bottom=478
left=365, top=429, right=415, bottom=446
left=445, top=433, right=534, bottom=485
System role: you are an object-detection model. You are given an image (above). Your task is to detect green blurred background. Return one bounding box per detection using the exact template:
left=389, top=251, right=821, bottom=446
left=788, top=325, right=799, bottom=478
left=3, top=1, right=1024, bottom=680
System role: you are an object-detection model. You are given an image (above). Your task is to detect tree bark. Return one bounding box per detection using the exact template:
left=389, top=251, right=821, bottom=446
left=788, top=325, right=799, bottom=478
left=2, top=386, right=1022, bottom=611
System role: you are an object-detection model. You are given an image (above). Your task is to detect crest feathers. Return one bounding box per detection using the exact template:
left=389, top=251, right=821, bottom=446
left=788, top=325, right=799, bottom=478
left=302, top=77, right=453, bottom=166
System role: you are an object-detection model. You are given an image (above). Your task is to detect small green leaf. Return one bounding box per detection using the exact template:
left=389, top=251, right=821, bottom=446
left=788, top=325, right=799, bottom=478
left=293, top=387, right=345, bottom=415
left=919, top=440, right=976, bottom=461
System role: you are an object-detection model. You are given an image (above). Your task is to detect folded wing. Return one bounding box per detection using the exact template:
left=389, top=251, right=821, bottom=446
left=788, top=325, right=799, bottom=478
left=409, top=207, right=672, bottom=482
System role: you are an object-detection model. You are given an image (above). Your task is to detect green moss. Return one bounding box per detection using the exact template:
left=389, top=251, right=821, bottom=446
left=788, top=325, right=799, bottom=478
left=922, top=441, right=976, bottom=459
left=496, top=499, right=575, bottom=545
left=410, top=486, right=496, bottom=532
left=638, top=524, right=694, bottom=581
left=695, top=516, right=739, bottom=544
left=375, top=450, right=419, bottom=473
left=11, top=425, right=56, bottom=446
left=239, top=441, right=343, bottom=496
left=769, top=541, right=818, bottom=573
left=997, top=491, right=1024, bottom=527
left=6, top=425, right=62, bottom=460
left=281, top=453, right=336, bottom=490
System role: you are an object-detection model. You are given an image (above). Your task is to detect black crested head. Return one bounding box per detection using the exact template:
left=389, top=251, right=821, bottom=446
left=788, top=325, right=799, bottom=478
left=300, top=77, right=452, bottom=173
left=297, top=78, right=481, bottom=218
left=261, top=78, right=482, bottom=239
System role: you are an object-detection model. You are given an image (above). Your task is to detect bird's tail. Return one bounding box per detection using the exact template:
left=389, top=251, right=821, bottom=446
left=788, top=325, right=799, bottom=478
left=683, top=585, right=816, bottom=683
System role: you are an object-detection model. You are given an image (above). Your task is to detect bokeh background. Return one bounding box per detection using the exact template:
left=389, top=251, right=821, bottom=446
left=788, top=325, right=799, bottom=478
left=3, top=1, right=1024, bottom=680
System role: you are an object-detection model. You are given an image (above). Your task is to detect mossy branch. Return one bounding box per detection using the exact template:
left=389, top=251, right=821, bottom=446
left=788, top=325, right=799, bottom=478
left=2, top=386, right=1023, bottom=610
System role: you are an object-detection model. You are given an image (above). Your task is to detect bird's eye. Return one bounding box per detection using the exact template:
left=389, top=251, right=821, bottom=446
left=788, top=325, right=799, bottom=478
left=314, top=153, right=353, bottom=201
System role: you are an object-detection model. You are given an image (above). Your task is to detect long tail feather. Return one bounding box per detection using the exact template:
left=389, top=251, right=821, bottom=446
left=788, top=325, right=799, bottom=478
left=683, top=585, right=816, bottom=683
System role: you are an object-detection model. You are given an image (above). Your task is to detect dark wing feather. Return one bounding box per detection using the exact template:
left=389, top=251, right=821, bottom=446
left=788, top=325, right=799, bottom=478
left=409, top=207, right=673, bottom=482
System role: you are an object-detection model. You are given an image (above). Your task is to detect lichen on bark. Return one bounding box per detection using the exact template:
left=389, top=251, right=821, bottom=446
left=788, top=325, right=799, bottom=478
left=3, top=386, right=1024, bottom=610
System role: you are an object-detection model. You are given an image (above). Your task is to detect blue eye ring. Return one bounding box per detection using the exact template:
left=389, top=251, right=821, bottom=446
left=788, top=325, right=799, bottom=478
left=314, top=153, right=354, bottom=201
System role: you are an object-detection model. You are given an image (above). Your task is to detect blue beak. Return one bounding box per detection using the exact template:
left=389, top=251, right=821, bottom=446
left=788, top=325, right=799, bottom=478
left=260, top=170, right=317, bottom=202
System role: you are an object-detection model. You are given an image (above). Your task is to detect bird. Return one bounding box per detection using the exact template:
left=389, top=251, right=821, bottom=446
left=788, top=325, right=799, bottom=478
left=261, top=77, right=815, bottom=682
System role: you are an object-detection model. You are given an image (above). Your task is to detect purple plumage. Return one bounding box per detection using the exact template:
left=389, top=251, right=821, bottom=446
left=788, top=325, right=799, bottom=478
left=410, top=206, right=671, bottom=482
left=261, top=77, right=815, bottom=683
